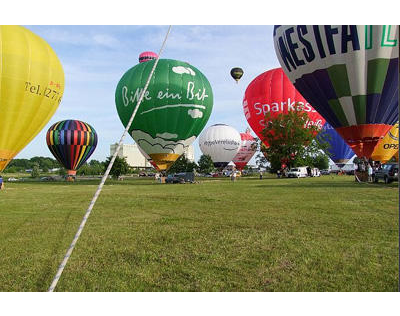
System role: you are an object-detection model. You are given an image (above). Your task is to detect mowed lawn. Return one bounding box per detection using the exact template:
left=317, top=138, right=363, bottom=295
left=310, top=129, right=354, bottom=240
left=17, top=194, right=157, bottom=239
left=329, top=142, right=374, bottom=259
left=0, top=175, right=398, bottom=292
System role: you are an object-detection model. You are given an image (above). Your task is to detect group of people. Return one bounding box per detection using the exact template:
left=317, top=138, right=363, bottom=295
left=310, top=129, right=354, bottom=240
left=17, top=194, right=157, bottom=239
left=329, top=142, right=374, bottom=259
left=355, top=159, right=382, bottom=182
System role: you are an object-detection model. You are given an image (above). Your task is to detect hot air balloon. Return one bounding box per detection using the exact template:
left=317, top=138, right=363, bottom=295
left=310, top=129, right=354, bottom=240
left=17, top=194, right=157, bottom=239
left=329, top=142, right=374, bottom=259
left=230, top=67, right=244, bottom=83
left=138, top=51, right=158, bottom=63
left=318, top=122, right=355, bottom=164
left=371, top=123, right=399, bottom=163
left=199, top=124, right=241, bottom=170
left=137, top=144, right=160, bottom=171
left=243, top=67, right=325, bottom=147
left=46, top=120, right=98, bottom=180
left=115, top=59, right=213, bottom=171
left=232, top=128, right=257, bottom=171
left=0, top=25, right=64, bottom=172
left=273, top=25, right=399, bottom=159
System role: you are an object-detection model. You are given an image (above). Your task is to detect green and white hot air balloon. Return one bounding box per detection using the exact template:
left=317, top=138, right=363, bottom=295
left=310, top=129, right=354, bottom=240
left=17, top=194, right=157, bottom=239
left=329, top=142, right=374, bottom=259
left=115, top=59, right=213, bottom=171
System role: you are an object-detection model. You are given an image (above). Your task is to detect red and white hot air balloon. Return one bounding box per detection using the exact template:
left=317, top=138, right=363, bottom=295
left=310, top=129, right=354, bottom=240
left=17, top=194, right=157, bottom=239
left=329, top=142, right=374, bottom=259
left=243, top=68, right=325, bottom=148
left=232, top=128, right=257, bottom=171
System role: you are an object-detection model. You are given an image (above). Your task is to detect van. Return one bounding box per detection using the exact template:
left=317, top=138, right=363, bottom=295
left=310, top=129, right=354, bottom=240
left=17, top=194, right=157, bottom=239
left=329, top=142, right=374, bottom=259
left=287, top=166, right=308, bottom=178
left=311, top=168, right=321, bottom=177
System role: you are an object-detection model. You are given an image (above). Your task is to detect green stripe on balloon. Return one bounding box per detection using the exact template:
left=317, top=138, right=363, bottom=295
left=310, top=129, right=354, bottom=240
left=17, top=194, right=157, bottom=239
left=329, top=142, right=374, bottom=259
left=352, top=95, right=367, bottom=124
left=328, top=99, right=349, bottom=126
left=367, top=59, right=389, bottom=94
left=327, top=64, right=351, bottom=98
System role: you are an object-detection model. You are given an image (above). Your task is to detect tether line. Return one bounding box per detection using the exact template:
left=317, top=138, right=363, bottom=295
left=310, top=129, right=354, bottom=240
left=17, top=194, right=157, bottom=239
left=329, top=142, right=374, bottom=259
left=48, top=25, right=173, bottom=292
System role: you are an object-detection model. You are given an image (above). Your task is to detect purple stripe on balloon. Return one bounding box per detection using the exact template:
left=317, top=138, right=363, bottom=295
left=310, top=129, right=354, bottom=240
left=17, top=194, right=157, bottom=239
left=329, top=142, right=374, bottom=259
left=374, top=57, right=399, bottom=124
left=294, top=70, right=342, bottom=128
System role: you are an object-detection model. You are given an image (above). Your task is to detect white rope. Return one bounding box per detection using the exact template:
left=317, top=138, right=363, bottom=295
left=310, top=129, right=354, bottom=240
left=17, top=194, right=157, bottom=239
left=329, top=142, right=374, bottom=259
left=48, top=25, right=173, bottom=292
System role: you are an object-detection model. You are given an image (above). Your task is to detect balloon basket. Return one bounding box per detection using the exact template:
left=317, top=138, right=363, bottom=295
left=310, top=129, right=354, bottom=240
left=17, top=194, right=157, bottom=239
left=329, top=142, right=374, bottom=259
left=66, top=170, right=76, bottom=182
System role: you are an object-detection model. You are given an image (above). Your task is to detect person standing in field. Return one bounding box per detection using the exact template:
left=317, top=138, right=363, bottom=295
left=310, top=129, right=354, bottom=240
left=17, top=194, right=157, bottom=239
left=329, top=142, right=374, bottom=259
left=0, top=176, right=4, bottom=190
left=231, top=170, right=237, bottom=182
left=259, top=170, right=263, bottom=180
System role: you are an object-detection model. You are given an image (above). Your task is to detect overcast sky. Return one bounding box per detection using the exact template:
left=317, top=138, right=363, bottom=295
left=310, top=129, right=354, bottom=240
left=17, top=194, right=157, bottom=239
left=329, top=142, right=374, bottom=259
left=18, top=25, right=280, bottom=163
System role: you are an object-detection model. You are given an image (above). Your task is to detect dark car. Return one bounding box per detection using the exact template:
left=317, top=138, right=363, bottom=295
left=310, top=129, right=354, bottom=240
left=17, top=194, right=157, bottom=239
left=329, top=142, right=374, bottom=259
left=165, top=172, right=195, bottom=184
left=165, top=174, right=184, bottom=184
left=374, top=162, right=398, bottom=184
left=138, top=172, right=147, bottom=177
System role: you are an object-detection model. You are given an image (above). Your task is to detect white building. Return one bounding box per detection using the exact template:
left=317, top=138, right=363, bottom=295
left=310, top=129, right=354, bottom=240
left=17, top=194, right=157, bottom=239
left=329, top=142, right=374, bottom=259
left=110, top=143, right=195, bottom=169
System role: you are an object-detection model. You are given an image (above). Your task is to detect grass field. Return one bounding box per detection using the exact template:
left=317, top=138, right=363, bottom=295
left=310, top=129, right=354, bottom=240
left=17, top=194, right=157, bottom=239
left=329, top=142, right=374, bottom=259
left=0, top=175, right=398, bottom=292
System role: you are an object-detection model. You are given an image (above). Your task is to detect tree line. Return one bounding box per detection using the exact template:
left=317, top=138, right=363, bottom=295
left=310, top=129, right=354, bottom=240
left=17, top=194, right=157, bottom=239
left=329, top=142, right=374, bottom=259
left=4, top=112, right=330, bottom=178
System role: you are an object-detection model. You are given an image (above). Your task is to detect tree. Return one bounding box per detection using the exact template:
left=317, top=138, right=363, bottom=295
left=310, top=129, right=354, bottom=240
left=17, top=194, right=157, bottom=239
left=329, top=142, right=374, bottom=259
left=104, top=155, right=129, bottom=179
left=31, top=162, right=40, bottom=178
left=168, top=154, right=197, bottom=174
left=260, top=111, right=329, bottom=172
left=197, top=154, right=214, bottom=174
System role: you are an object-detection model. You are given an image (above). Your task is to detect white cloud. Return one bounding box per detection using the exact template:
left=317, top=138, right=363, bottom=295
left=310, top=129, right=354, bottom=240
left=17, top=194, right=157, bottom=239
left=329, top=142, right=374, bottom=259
left=92, top=34, right=119, bottom=47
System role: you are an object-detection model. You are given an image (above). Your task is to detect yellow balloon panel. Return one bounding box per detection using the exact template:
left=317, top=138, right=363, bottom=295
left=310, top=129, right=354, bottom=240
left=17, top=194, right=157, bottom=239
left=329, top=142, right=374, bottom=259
left=149, top=153, right=181, bottom=171
left=0, top=26, right=64, bottom=171
left=370, top=123, right=399, bottom=163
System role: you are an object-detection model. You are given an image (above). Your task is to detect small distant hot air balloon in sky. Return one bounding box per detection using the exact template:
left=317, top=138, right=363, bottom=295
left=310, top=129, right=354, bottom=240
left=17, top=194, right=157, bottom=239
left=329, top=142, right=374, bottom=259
left=232, top=128, right=257, bottom=171
left=115, top=59, right=213, bottom=171
left=46, top=120, right=98, bottom=180
left=139, top=51, right=158, bottom=63
left=199, top=124, right=241, bottom=170
left=0, top=25, right=64, bottom=172
left=230, top=67, right=244, bottom=83
left=273, top=25, right=399, bottom=159
left=243, top=68, right=325, bottom=148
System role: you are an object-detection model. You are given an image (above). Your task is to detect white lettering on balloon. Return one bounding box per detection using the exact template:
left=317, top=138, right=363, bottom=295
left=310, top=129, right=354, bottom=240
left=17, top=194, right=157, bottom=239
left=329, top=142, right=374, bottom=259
left=122, top=81, right=209, bottom=107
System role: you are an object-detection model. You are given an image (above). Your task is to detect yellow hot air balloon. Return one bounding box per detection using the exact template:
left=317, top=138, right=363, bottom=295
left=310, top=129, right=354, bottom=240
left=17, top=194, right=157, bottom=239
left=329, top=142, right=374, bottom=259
left=371, top=123, right=399, bottom=163
left=0, top=26, right=64, bottom=171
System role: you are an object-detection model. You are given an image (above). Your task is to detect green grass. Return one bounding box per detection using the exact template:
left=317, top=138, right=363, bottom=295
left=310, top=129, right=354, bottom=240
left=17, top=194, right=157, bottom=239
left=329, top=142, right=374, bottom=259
left=0, top=175, right=398, bottom=291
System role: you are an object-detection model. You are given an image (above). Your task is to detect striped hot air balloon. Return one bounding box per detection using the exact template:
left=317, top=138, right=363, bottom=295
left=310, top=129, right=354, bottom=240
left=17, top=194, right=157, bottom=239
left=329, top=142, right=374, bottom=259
left=273, top=25, right=399, bottom=159
left=46, top=120, right=98, bottom=180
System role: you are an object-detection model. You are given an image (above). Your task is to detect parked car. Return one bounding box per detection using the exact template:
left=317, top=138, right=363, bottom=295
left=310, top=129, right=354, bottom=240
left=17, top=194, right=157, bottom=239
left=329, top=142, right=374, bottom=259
left=320, top=169, right=330, bottom=175
left=374, top=162, right=398, bottom=184
left=40, top=176, right=56, bottom=181
left=287, top=167, right=308, bottom=178
left=7, top=177, right=18, bottom=182
left=165, top=174, right=183, bottom=184
left=138, top=172, right=147, bottom=177
left=165, top=172, right=195, bottom=184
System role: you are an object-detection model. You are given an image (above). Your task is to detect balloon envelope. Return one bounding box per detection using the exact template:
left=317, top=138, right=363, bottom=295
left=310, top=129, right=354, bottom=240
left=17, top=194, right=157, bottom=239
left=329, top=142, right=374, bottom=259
left=273, top=25, right=399, bottom=159
left=243, top=67, right=325, bottom=147
left=139, top=51, right=158, bottom=63
left=199, top=124, right=241, bottom=169
left=371, top=123, right=399, bottom=163
left=46, top=120, right=98, bottom=175
left=0, top=25, right=64, bottom=171
left=232, top=128, right=256, bottom=170
left=115, top=59, right=213, bottom=171
left=318, top=122, right=355, bottom=163
left=230, top=67, right=244, bottom=83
